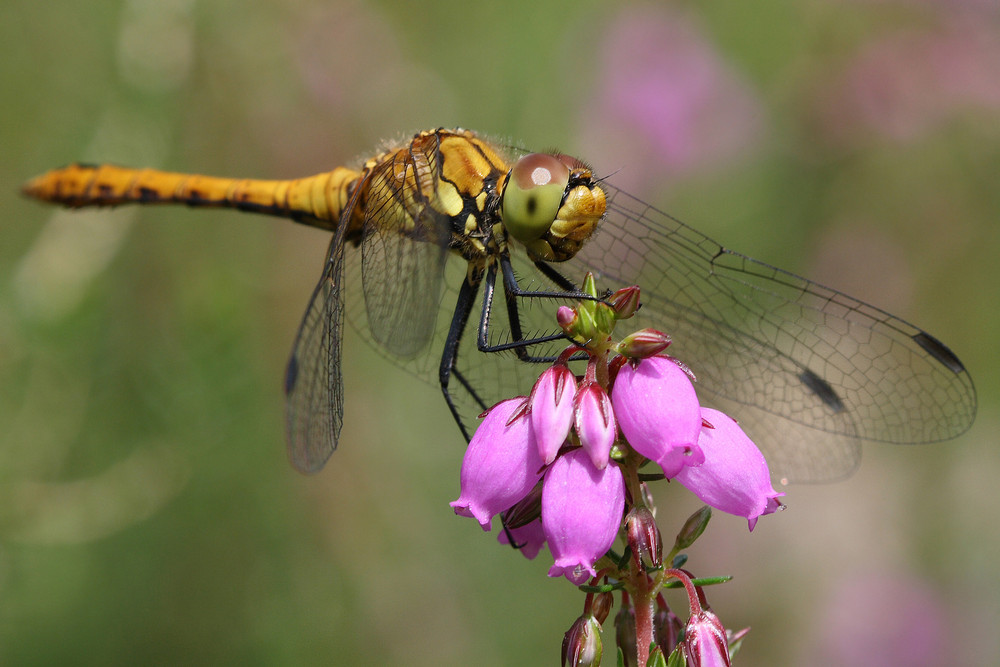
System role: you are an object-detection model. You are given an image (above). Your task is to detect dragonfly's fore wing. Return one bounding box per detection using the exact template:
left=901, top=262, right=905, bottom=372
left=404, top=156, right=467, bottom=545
left=359, top=147, right=452, bottom=360
left=284, top=235, right=345, bottom=474
left=566, top=183, right=976, bottom=480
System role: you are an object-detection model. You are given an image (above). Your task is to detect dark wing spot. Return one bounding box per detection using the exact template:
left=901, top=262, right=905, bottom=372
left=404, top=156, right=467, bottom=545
left=912, top=331, right=966, bottom=374
left=284, top=355, right=299, bottom=395
left=799, top=368, right=845, bottom=413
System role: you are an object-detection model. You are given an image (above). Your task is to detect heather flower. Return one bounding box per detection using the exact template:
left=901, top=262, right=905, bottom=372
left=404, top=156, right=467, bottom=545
left=529, top=362, right=577, bottom=464
left=450, top=276, right=787, bottom=664
left=497, top=518, right=547, bottom=560
left=574, top=373, right=617, bottom=470
left=543, top=448, right=626, bottom=584
left=450, top=398, right=544, bottom=530
left=683, top=608, right=732, bottom=667
left=674, top=408, right=784, bottom=530
left=611, top=355, right=704, bottom=477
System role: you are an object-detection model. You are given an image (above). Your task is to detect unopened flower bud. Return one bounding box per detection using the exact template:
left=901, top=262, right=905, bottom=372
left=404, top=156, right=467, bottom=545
left=625, top=507, right=662, bottom=569
left=609, top=285, right=641, bottom=319
left=673, top=506, right=712, bottom=552
left=592, top=591, right=614, bottom=625
left=557, top=306, right=579, bottom=334
left=654, top=602, right=683, bottom=656
left=614, top=602, right=637, bottom=667
left=617, top=328, right=671, bottom=359
left=682, top=608, right=731, bottom=667
left=562, top=614, right=602, bottom=667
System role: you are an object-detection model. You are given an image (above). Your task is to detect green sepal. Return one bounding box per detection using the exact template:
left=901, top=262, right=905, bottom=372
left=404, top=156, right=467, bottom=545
left=665, top=645, right=686, bottom=667
left=645, top=645, right=667, bottom=667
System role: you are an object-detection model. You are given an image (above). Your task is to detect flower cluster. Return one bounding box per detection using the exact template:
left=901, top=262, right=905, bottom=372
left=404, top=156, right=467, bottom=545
left=449, top=276, right=784, bottom=664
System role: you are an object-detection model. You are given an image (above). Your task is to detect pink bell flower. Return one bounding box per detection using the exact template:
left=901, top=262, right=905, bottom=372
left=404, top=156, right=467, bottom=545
left=497, top=518, right=547, bottom=560
left=529, top=363, right=577, bottom=464
left=543, top=448, right=626, bottom=585
left=674, top=408, right=784, bottom=531
left=574, top=379, right=617, bottom=470
left=450, top=398, right=544, bottom=530
left=611, top=355, right=704, bottom=477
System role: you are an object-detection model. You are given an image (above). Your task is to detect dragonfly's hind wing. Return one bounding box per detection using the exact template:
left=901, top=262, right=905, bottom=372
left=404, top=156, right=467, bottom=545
left=284, top=234, right=346, bottom=474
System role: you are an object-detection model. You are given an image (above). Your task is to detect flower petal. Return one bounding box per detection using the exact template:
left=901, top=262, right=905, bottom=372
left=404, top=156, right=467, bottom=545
left=575, top=382, right=617, bottom=469
left=543, top=449, right=625, bottom=584
left=497, top=519, right=547, bottom=560
left=612, top=356, right=703, bottom=477
left=530, top=364, right=577, bottom=464
left=674, top=408, right=784, bottom=530
left=450, top=398, right=544, bottom=530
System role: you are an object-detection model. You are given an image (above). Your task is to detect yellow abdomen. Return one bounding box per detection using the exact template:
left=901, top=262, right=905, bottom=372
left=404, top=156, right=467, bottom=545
left=21, top=163, right=362, bottom=233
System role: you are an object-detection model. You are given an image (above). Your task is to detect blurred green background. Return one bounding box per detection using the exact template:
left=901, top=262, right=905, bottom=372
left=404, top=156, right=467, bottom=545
left=3, top=0, right=998, bottom=664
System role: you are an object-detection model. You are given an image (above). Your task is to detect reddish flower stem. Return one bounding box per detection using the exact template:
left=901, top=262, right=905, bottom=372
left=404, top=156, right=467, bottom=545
left=632, top=572, right=654, bottom=665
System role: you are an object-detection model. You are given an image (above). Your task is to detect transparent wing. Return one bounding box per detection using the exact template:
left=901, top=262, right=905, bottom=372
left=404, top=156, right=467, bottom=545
left=590, top=184, right=976, bottom=439
left=359, top=146, right=451, bottom=359
left=562, top=183, right=975, bottom=481
left=284, top=229, right=351, bottom=474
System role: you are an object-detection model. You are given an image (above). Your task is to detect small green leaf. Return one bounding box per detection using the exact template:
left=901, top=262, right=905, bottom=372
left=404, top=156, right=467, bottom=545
left=578, top=580, right=625, bottom=594
left=661, top=575, right=732, bottom=589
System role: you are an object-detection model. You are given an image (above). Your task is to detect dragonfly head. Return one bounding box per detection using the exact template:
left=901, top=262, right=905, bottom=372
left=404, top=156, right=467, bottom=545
left=501, top=153, right=606, bottom=262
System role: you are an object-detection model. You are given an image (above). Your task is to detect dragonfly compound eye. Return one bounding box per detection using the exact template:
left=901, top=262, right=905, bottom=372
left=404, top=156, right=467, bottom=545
left=502, top=153, right=570, bottom=250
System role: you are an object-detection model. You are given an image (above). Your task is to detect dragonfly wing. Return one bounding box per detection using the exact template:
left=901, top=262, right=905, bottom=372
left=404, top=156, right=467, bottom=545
left=284, top=234, right=346, bottom=474
left=359, top=150, right=451, bottom=360
left=562, top=183, right=976, bottom=480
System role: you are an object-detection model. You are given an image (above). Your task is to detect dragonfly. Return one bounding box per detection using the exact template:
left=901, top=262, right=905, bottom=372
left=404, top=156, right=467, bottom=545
left=22, top=128, right=976, bottom=482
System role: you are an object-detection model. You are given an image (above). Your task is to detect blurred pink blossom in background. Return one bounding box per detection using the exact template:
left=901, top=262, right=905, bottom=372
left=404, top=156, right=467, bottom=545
left=578, top=7, right=765, bottom=194
left=808, top=572, right=947, bottom=666
left=813, top=17, right=1000, bottom=146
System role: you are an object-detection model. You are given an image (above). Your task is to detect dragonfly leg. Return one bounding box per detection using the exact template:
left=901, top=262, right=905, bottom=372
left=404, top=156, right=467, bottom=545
left=438, top=272, right=490, bottom=442
left=475, top=255, right=596, bottom=360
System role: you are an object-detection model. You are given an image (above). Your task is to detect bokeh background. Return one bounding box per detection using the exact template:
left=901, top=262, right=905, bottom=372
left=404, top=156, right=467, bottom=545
left=3, top=0, right=999, bottom=664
